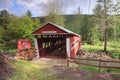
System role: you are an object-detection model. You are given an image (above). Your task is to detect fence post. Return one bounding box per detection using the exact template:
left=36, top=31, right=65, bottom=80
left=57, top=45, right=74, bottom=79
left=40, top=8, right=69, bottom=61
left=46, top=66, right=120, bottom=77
left=98, top=57, right=101, bottom=72
left=66, top=56, right=69, bottom=67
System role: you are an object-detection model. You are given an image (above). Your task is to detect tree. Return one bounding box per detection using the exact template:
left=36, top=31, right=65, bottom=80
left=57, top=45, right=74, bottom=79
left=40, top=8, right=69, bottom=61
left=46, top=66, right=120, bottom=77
left=0, top=9, right=9, bottom=30
left=0, top=26, right=5, bottom=42
left=110, top=1, right=120, bottom=45
left=66, top=6, right=83, bottom=34
left=74, top=6, right=83, bottom=34
left=32, top=18, right=41, bottom=30
left=6, top=17, right=20, bottom=41
left=94, top=4, right=104, bottom=43
left=43, top=0, right=63, bottom=15
left=18, top=16, right=35, bottom=39
left=81, top=15, right=96, bottom=44
left=94, top=0, right=113, bottom=52
left=43, top=0, right=65, bottom=27
left=44, top=14, right=65, bottom=27
left=6, top=16, right=40, bottom=41
left=0, top=9, right=40, bottom=42
left=26, top=10, right=32, bottom=18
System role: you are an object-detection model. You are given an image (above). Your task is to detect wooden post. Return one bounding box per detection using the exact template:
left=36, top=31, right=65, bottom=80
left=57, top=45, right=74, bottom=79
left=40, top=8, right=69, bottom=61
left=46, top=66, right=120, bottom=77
left=99, top=57, right=101, bottom=72
left=66, top=55, right=69, bottom=67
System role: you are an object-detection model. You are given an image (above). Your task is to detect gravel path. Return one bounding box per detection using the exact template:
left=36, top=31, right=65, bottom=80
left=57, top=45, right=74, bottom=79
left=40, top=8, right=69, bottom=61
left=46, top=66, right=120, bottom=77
left=32, top=57, right=77, bottom=67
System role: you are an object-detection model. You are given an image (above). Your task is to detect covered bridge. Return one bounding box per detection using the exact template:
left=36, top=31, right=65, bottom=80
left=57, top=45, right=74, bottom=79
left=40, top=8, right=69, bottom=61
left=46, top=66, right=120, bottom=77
left=32, top=22, right=81, bottom=58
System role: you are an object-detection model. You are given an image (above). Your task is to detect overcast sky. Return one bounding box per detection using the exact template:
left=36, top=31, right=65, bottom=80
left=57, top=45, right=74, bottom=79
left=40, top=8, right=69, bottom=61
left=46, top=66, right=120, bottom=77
left=0, top=0, right=117, bottom=17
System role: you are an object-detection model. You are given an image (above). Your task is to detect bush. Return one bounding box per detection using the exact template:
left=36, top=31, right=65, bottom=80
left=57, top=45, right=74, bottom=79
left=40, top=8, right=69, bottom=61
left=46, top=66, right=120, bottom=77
left=0, top=44, right=6, bottom=52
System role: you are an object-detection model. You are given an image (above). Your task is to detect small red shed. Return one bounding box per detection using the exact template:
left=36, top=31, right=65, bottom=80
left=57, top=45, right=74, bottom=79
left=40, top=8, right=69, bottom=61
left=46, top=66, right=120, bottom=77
left=32, top=22, right=81, bottom=58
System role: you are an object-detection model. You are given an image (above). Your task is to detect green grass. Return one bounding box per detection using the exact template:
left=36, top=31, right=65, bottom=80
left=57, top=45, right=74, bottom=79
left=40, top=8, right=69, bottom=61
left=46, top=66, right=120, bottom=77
left=7, top=60, right=55, bottom=80
left=78, top=65, right=120, bottom=73
left=82, top=44, right=114, bottom=52
left=78, top=65, right=99, bottom=71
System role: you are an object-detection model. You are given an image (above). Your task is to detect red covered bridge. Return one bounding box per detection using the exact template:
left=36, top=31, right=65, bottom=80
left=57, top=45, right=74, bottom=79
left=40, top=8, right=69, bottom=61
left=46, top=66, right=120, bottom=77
left=32, top=22, right=81, bottom=58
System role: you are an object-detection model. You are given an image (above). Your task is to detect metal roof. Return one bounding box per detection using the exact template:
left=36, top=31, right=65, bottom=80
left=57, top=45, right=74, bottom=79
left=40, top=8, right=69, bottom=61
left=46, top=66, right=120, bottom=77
left=32, top=22, right=80, bottom=37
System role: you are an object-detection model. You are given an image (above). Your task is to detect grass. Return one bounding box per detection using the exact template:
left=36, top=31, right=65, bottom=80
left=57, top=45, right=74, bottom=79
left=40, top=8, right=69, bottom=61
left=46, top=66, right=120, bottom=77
left=82, top=42, right=120, bottom=58
left=82, top=44, right=114, bottom=52
left=7, top=60, right=55, bottom=80
left=78, top=65, right=99, bottom=71
left=78, top=65, right=120, bottom=73
left=80, top=42, right=120, bottom=73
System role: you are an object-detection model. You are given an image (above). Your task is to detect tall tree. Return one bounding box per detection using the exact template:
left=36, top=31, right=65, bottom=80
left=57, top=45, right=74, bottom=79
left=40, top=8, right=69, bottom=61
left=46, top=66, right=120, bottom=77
left=94, top=4, right=104, bottom=43
left=26, top=10, right=32, bottom=18
left=81, top=15, right=96, bottom=44
left=0, top=9, right=9, bottom=30
left=0, top=26, right=5, bottom=42
left=94, top=0, right=113, bottom=52
left=43, top=0, right=65, bottom=27
left=110, top=0, right=120, bottom=45
left=74, top=6, right=83, bottom=34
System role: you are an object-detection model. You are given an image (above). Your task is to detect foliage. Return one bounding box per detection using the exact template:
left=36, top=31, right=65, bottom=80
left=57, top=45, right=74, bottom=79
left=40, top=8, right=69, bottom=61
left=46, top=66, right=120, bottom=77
left=81, top=15, right=97, bottom=44
left=0, top=9, right=9, bottom=30
left=0, top=26, right=5, bottom=42
left=26, top=10, right=32, bottom=18
left=0, top=42, right=18, bottom=53
left=82, top=44, right=114, bottom=52
left=0, top=44, right=6, bottom=52
left=18, top=16, right=35, bottom=39
left=65, top=7, right=82, bottom=34
left=44, top=14, right=65, bottom=27
left=0, top=10, right=40, bottom=42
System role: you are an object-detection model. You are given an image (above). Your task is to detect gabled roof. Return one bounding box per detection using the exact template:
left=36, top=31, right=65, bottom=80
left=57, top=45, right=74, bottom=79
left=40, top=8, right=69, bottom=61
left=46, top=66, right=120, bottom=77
left=32, top=22, right=80, bottom=37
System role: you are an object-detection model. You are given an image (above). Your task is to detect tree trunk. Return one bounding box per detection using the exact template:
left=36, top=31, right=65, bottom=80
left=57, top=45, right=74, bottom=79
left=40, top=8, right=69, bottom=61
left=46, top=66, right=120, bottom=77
left=103, top=0, right=107, bottom=53
left=104, top=21, right=108, bottom=53
left=114, top=14, right=117, bottom=46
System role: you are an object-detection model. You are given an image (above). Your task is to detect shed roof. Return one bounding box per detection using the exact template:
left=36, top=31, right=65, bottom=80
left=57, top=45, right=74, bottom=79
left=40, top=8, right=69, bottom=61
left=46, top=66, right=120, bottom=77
left=32, top=22, right=80, bottom=37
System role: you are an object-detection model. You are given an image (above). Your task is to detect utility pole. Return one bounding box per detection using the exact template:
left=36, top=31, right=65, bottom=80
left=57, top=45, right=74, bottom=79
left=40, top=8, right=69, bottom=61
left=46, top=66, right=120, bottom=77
left=104, top=0, right=108, bottom=53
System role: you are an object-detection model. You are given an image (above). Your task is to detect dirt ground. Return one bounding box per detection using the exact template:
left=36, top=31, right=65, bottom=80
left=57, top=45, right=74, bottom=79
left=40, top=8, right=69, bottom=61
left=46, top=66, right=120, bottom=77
left=76, top=49, right=112, bottom=60
left=0, top=53, right=15, bottom=80
left=46, top=66, right=112, bottom=80
left=0, top=52, right=120, bottom=80
left=32, top=57, right=78, bottom=68
left=32, top=57, right=120, bottom=80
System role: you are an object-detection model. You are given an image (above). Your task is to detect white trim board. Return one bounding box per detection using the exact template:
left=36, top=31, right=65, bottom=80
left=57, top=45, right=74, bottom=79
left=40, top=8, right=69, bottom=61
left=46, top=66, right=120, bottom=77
left=34, top=38, right=39, bottom=58
left=66, top=38, right=70, bottom=58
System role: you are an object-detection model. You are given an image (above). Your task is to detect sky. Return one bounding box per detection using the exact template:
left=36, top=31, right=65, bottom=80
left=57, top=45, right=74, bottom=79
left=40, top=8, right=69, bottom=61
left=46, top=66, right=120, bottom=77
left=0, top=0, right=116, bottom=17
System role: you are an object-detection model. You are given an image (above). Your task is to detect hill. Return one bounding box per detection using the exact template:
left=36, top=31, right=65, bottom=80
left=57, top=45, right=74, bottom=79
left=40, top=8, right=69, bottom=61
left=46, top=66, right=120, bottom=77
left=33, top=14, right=93, bottom=34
